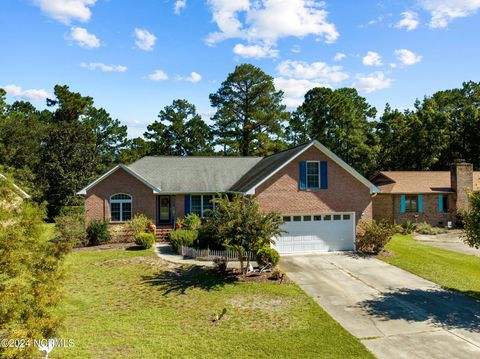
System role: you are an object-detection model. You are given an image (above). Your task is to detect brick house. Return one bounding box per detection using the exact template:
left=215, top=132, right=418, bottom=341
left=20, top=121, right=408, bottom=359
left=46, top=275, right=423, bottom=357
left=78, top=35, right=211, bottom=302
left=370, top=161, right=480, bottom=227
left=78, top=140, right=379, bottom=254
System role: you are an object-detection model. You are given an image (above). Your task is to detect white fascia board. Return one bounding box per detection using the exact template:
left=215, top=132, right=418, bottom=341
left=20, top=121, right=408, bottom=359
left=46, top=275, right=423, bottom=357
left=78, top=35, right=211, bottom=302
left=244, top=140, right=380, bottom=195
left=76, top=164, right=161, bottom=195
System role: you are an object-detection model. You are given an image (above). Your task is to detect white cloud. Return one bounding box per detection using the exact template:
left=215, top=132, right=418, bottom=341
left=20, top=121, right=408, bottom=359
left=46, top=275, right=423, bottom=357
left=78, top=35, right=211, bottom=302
left=394, top=49, right=423, bottom=65
left=205, top=0, right=339, bottom=54
left=178, top=71, right=202, bottom=83
left=2, top=84, right=50, bottom=101
left=80, top=62, right=127, bottom=72
left=419, top=0, right=480, bottom=28
left=291, top=45, right=301, bottom=53
left=362, top=51, right=383, bottom=66
left=174, top=0, right=186, bottom=15
left=148, top=70, right=169, bottom=81
left=233, top=43, right=278, bottom=58
left=274, top=77, right=329, bottom=108
left=134, top=28, right=157, bottom=51
left=274, top=59, right=349, bottom=108
left=333, top=52, right=346, bottom=61
left=32, top=0, right=96, bottom=24
left=395, top=11, right=420, bottom=31
left=68, top=27, right=100, bottom=48
left=277, top=60, right=349, bottom=83
left=352, top=72, right=392, bottom=93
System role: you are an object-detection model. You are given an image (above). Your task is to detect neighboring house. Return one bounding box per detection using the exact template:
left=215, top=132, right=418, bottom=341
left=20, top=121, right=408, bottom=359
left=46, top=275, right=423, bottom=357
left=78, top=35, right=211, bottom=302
left=371, top=161, right=480, bottom=227
left=78, top=140, right=379, bottom=254
left=0, top=173, right=30, bottom=225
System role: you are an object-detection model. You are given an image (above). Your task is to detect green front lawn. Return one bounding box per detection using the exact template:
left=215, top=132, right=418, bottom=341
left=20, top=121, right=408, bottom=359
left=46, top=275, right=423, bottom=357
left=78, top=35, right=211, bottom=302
left=56, top=248, right=373, bottom=358
left=380, top=234, right=480, bottom=300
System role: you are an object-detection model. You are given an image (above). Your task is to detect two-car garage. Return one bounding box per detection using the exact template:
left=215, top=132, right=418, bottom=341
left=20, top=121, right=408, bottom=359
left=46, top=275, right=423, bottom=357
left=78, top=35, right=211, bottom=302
left=273, top=212, right=356, bottom=254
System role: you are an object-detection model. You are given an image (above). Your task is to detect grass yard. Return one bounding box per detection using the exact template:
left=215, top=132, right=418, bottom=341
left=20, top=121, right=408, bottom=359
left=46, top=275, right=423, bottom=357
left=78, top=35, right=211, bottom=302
left=55, top=247, right=373, bottom=359
left=380, top=234, right=480, bottom=300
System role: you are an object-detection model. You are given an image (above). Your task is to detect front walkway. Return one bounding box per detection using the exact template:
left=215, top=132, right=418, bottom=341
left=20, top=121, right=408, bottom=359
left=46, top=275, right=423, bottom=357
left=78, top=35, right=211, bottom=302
left=415, top=230, right=480, bottom=256
left=281, top=253, right=480, bottom=359
left=155, top=243, right=244, bottom=268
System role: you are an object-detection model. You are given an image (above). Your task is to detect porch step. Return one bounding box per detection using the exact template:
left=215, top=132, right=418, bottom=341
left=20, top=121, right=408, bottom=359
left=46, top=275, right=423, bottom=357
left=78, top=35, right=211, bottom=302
left=155, top=226, right=174, bottom=242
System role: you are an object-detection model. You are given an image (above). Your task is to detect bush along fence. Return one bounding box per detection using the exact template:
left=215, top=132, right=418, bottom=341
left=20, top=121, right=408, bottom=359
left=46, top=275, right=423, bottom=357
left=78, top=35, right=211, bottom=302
left=179, top=246, right=256, bottom=261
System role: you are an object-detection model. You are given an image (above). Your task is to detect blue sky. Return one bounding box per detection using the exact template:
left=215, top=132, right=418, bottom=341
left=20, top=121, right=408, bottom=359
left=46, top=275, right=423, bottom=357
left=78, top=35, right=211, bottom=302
left=1, top=0, right=480, bottom=137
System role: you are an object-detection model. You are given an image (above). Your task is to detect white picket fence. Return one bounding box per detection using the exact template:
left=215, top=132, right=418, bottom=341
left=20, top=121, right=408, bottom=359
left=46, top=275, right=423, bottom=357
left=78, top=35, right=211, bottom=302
left=179, top=246, right=255, bottom=261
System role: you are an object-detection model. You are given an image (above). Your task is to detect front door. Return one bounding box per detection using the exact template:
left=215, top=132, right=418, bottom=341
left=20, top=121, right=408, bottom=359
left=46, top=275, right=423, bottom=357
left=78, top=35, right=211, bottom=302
left=157, top=196, right=171, bottom=225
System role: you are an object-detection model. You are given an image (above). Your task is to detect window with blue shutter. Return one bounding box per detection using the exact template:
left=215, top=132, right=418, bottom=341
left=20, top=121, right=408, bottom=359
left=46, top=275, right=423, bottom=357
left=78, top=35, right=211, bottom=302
left=438, top=194, right=444, bottom=213
left=320, top=161, right=328, bottom=189
left=184, top=195, right=191, bottom=215
left=299, top=161, right=307, bottom=190
left=400, top=195, right=406, bottom=213
left=418, top=195, right=424, bottom=213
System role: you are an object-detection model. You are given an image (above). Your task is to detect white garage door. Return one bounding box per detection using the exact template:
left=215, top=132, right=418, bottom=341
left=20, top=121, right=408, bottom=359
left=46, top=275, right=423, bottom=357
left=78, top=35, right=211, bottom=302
left=273, top=213, right=355, bottom=254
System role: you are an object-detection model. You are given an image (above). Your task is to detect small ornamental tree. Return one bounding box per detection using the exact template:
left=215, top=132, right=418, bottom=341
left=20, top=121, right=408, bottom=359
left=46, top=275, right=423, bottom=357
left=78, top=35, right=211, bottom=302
left=463, top=192, right=480, bottom=249
left=0, top=177, right=73, bottom=358
left=209, top=195, right=284, bottom=273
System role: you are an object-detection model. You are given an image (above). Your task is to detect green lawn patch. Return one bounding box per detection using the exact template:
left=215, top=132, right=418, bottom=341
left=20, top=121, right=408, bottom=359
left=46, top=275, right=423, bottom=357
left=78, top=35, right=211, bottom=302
left=55, top=248, right=373, bottom=359
left=380, top=234, right=480, bottom=300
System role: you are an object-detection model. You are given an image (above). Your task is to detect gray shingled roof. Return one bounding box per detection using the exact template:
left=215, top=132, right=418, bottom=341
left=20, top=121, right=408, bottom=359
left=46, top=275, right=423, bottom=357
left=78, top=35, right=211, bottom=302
left=128, top=156, right=263, bottom=193
left=229, top=142, right=310, bottom=192
left=127, top=143, right=313, bottom=193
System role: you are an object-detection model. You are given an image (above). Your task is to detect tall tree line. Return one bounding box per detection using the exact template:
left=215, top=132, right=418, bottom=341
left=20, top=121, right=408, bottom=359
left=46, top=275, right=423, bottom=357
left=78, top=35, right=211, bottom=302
left=1, top=65, right=480, bottom=218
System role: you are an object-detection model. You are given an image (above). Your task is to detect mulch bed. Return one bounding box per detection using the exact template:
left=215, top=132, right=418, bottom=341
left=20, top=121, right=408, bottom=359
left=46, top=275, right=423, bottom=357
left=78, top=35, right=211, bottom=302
left=74, top=242, right=137, bottom=251
left=222, top=268, right=289, bottom=284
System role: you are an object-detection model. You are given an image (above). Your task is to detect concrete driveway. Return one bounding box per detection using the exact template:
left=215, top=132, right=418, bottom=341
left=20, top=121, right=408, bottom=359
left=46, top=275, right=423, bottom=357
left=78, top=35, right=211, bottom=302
left=415, top=230, right=480, bottom=256
left=281, top=254, right=480, bottom=359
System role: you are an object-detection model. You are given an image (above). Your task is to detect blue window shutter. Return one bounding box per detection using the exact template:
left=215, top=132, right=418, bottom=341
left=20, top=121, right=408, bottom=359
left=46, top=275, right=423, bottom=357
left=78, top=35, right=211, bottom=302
left=418, top=195, right=424, bottom=213
left=299, top=161, right=307, bottom=190
left=438, top=194, right=444, bottom=213
left=184, top=195, right=191, bottom=216
left=400, top=195, right=406, bottom=213
left=320, top=161, right=328, bottom=189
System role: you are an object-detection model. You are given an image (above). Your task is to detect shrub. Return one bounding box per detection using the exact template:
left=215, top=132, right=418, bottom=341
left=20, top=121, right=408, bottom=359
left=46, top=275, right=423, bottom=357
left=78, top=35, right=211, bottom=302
left=256, top=246, right=280, bottom=267
left=400, top=219, right=416, bottom=234
left=55, top=211, right=87, bottom=246
left=269, top=268, right=285, bottom=280
left=177, top=213, right=202, bottom=231
left=415, top=222, right=446, bottom=235
left=356, top=220, right=395, bottom=254
left=135, top=232, right=155, bottom=249
left=168, top=229, right=198, bottom=251
left=59, top=205, right=84, bottom=217
left=463, top=192, right=480, bottom=249
left=86, top=220, right=110, bottom=246
left=125, top=214, right=152, bottom=238
left=213, top=256, right=228, bottom=274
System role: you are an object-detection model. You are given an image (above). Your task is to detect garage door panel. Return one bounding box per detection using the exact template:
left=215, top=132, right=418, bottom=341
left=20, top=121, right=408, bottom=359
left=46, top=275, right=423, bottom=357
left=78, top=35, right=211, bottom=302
left=273, top=213, right=355, bottom=254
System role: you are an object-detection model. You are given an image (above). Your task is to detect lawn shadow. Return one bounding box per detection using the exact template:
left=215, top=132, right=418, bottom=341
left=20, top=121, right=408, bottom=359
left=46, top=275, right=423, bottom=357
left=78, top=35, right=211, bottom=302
left=142, top=266, right=237, bottom=295
left=359, top=288, right=480, bottom=332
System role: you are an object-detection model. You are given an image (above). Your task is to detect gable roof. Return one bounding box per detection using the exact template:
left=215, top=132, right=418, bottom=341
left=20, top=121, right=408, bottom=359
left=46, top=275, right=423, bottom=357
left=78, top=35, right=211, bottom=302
left=78, top=140, right=379, bottom=195
left=371, top=171, right=480, bottom=194
left=232, top=140, right=380, bottom=194
left=77, top=164, right=162, bottom=195
left=127, top=156, right=263, bottom=193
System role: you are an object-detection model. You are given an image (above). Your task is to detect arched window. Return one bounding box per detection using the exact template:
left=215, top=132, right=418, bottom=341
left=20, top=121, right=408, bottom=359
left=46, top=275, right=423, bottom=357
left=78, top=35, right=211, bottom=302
left=110, top=194, right=132, bottom=222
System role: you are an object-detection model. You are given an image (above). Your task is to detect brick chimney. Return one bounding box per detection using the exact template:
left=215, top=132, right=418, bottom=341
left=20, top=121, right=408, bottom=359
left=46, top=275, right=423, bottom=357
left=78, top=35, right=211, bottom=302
left=451, top=159, right=473, bottom=212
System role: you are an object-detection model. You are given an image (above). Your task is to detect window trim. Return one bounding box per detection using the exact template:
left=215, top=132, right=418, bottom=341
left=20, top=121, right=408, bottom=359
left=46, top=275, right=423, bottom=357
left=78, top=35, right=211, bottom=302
left=306, top=161, right=321, bottom=189
left=405, top=194, right=419, bottom=213
left=110, top=193, right=132, bottom=222
left=190, top=194, right=216, bottom=218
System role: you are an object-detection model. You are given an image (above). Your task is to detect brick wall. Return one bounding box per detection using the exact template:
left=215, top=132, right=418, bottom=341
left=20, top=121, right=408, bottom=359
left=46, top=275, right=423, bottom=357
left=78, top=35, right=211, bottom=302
left=85, top=167, right=156, bottom=224
left=372, top=194, right=394, bottom=223
left=451, top=162, right=473, bottom=213
left=254, top=146, right=373, bottom=229
left=175, top=194, right=185, bottom=220
left=392, top=193, right=454, bottom=226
